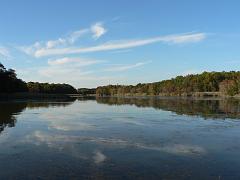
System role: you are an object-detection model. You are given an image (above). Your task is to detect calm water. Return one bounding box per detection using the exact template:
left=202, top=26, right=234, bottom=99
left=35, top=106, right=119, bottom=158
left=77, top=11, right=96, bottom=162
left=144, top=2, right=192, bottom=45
left=1, top=97, right=240, bottom=179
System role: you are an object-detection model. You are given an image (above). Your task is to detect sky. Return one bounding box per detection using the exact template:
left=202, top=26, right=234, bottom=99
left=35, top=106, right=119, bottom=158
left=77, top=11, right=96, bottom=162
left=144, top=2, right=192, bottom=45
left=0, top=0, right=240, bottom=88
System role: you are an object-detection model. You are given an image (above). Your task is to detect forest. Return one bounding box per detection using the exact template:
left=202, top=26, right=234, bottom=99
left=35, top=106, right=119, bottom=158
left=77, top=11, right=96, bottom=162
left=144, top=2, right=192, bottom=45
left=27, top=82, right=77, bottom=94
left=77, top=88, right=96, bottom=95
left=2, top=62, right=240, bottom=96
left=0, top=63, right=77, bottom=94
left=96, top=71, right=240, bottom=97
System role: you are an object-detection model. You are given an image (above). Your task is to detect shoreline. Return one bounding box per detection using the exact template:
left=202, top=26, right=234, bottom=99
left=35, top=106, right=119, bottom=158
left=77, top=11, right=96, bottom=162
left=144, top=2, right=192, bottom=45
left=96, top=92, right=240, bottom=99
left=1, top=92, right=240, bottom=101
left=0, top=93, right=77, bottom=101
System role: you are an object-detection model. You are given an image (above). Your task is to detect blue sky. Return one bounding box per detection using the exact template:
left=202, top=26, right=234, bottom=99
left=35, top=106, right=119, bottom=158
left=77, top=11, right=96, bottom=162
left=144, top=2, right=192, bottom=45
left=0, top=0, right=240, bottom=88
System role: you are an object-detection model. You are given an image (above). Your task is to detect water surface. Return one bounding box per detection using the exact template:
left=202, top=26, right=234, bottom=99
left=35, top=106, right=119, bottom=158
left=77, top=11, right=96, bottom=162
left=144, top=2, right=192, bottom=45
left=0, top=97, right=240, bottom=179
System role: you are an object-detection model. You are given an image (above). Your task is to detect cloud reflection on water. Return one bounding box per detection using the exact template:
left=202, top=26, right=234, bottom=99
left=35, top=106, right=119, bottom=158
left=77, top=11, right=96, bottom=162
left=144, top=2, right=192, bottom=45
left=24, top=131, right=206, bottom=157
left=93, top=151, right=107, bottom=164
left=40, top=113, right=96, bottom=131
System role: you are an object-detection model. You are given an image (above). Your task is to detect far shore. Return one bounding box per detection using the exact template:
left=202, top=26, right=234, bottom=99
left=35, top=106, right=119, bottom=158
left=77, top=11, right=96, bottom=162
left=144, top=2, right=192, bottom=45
left=96, top=92, right=240, bottom=99
left=1, top=92, right=240, bottom=101
left=0, top=92, right=78, bottom=100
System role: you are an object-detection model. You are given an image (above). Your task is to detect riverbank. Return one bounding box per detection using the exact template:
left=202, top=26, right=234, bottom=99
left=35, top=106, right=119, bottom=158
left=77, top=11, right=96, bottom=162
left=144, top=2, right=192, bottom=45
left=1, top=92, right=239, bottom=101
left=0, top=93, right=77, bottom=101
left=96, top=91, right=240, bottom=99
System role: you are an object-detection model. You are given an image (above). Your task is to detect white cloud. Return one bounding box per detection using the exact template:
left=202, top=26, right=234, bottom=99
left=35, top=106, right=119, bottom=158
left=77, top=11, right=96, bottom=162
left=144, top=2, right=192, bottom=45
left=24, top=56, right=105, bottom=86
left=104, top=61, right=151, bottom=72
left=46, top=38, right=66, bottom=49
left=19, top=42, right=43, bottom=56
left=91, top=22, right=107, bottom=39
left=20, top=29, right=89, bottom=56
left=34, top=33, right=206, bottom=57
left=109, top=49, right=133, bottom=54
left=165, top=33, right=205, bottom=44
left=40, top=57, right=104, bottom=82
left=16, top=57, right=103, bottom=82
left=18, top=65, right=125, bottom=88
left=38, top=66, right=93, bottom=78
left=46, top=29, right=89, bottom=49
left=16, top=24, right=207, bottom=87
left=47, top=57, right=102, bottom=66
left=19, top=22, right=107, bottom=57
left=68, top=29, right=89, bottom=44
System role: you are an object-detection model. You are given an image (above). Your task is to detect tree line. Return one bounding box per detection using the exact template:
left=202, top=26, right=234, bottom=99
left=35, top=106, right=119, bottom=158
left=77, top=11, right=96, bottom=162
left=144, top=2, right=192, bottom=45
left=2, top=62, right=240, bottom=96
left=0, top=63, right=77, bottom=94
left=96, top=71, right=240, bottom=96
left=77, top=88, right=96, bottom=95
left=27, top=82, right=77, bottom=94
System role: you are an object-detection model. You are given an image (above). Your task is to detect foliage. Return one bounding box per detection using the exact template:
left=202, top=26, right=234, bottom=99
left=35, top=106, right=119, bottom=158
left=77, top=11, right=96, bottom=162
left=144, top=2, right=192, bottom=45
left=27, top=82, right=77, bottom=94
left=2, top=61, right=240, bottom=96
left=0, top=63, right=28, bottom=93
left=0, top=62, right=77, bottom=94
left=77, top=88, right=96, bottom=95
left=219, top=80, right=240, bottom=96
left=96, top=71, right=240, bottom=97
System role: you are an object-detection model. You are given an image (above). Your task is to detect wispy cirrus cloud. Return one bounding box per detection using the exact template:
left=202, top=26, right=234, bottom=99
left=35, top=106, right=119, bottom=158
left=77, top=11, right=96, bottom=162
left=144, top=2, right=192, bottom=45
left=104, top=61, right=151, bottom=72
left=39, top=57, right=103, bottom=78
left=38, top=66, right=93, bottom=78
left=46, top=29, right=88, bottom=49
left=17, top=55, right=126, bottom=87
left=19, top=22, right=107, bottom=56
left=15, top=20, right=207, bottom=87
left=33, top=32, right=206, bottom=57
left=47, top=57, right=102, bottom=66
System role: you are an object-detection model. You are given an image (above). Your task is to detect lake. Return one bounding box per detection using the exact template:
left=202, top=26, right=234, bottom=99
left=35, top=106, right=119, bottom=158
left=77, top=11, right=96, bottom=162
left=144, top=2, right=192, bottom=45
left=0, top=97, right=240, bottom=179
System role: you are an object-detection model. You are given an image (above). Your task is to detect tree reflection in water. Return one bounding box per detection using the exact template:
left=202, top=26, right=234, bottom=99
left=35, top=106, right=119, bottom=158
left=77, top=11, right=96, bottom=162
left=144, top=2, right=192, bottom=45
left=0, top=98, right=76, bottom=134
left=1, top=97, right=239, bottom=134
left=0, top=102, right=27, bottom=133
left=96, top=97, right=240, bottom=119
